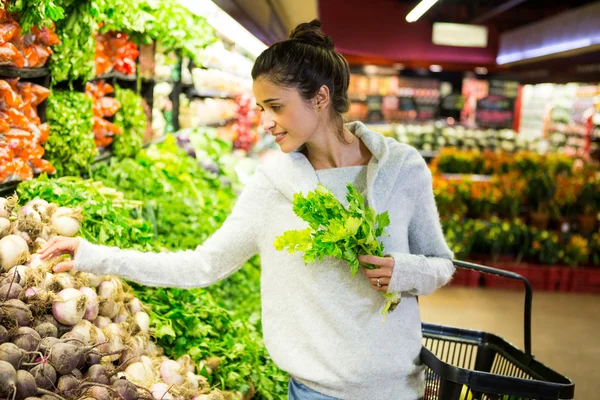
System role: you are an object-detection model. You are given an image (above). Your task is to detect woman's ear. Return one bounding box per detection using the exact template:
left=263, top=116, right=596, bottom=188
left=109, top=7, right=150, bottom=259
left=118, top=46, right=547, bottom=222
left=314, top=85, right=331, bottom=111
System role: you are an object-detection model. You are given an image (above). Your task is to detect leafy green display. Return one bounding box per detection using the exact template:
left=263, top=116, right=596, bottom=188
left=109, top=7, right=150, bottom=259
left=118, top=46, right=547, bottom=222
left=17, top=175, right=154, bottom=250
left=49, top=0, right=97, bottom=84
left=112, top=84, right=146, bottom=159
left=274, top=184, right=400, bottom=314
left=92, top=135, right=236, bottom=250
left=43, top=90, right=96, bottom=176
left=4, top=0, right=65, bottom=33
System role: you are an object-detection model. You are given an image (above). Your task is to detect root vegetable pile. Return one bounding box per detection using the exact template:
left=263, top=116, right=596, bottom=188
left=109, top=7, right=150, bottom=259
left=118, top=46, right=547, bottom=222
left=0, top=196, right=233, bottom=400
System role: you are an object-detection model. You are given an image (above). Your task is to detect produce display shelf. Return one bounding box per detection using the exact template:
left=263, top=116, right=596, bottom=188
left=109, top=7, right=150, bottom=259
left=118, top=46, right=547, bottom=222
left=185, top=87, right=238, bottom=100
left=201, top=64, right=252, bottom=79
left=93, top=149, right=114, bottom=164
left=94, top=71, right=137, bottom=82
left=0, top=180, right=19, bottom=198
left=0, top=66, right=49, bottom=78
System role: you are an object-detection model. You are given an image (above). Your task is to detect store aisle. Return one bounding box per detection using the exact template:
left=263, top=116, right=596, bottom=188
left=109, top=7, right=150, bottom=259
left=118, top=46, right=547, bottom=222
left=419, top=287, right=600, bottom=400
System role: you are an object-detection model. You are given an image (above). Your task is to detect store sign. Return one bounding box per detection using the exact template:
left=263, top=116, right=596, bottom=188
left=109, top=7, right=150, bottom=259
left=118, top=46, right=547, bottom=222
left=432, top=23, right=488, bottom=48
left=476, top=95, right=515, bottom=129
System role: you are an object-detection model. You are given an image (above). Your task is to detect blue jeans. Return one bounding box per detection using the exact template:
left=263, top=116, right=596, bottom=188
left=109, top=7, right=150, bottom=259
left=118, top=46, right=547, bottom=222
left=288, top=378, right=424, bottom=400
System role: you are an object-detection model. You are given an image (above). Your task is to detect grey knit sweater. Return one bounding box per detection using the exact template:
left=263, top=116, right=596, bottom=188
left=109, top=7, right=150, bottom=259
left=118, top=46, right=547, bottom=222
left=74, top=121, right=455, bottom=399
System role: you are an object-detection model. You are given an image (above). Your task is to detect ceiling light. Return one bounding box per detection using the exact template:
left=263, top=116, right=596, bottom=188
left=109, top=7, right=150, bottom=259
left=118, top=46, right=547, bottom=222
left=475, top=67, right=488, bottom=75
left=176, top=0, right=267, bottom=58
left=429, top=65, right=443, bottom=73
left=406, top=0, right=440, bottom=23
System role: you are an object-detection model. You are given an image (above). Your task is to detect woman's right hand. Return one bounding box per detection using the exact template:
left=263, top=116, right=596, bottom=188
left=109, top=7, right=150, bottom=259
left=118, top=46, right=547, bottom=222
left=37, top=236, right=81, bottom=273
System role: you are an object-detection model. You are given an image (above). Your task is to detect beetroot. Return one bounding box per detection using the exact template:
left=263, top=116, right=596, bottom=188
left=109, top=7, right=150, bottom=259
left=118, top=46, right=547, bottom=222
left=86, top=364, right=110, bottom=385
left=57, top=374, right=78, bottom=397
left=0, top=282, right=23, bottom=300
left=0, top=360, right=17, bottom=396
left=0, top=342, right=25, bottom=369
left=48, top=342, right=82, bottom=375
left=15, top=370, right=37, bottom=400
left=0, top=324, right=8, bottom=344
left=39, top=337, right=60, bottom=354
left=112, top=379, right=138, bottom=400
left=34, top=323, right=58, bottom=339
left=85, top=386, right=110, bottom=400
left=30, top=363, right=57, bottom=390
left=11, top=327, right=41, bottom=352
left=1, top=299, right=33, bottom=326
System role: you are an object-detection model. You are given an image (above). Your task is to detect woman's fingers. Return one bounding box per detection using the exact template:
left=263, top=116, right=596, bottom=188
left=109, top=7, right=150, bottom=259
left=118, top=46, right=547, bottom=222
left=53, top=260, right=75, bottom=273
left=370, top=277, right=391, bottom=286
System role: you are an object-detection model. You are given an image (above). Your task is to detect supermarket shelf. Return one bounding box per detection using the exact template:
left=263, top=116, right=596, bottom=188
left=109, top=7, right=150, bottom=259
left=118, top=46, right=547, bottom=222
left=94, top=71, right=137, bottom=82
left=441, top=173, right=493, bottom=182
left=0, top=66, right=49, bottom=78
left=200, top=64, right=251, bottom=79
left=93, top=149, right=114, bottom=164
left=185, top=88, right=237, bottom=100
left=205, top=118, right=236, bottom=127
left=0, top=180, right=19, bottom=198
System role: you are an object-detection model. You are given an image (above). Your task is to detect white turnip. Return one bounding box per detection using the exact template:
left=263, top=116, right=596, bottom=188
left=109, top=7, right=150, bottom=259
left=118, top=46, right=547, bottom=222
left=26, top=199, right=49, bottom=218
left=127, top=298, right=143, bottom=314
left=71, top=321, right=93, bottom=345
left=45, top=273, right=74, bottom=293
left=124, top=361, right=154, bottom=384
left=151, top=382, right=174, bottom=400
left=160, top=359, right=184, bottom=385
left=52, top=288, right=86, bottom=325
left=134, top=311, right=150, bottom=333
left=0, top=217, right=10, bottom=238
left=0, top=235, right=30, bottom=272
left=93, top=316, right=111, bottom=329
left=50, top=207, right=82, bottom=237
left=98, top=298, right=119, bottom=319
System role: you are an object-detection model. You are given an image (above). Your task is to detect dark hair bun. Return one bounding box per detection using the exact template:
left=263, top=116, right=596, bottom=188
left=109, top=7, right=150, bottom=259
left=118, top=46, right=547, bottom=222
left=289, top=19, right=334, bottom=50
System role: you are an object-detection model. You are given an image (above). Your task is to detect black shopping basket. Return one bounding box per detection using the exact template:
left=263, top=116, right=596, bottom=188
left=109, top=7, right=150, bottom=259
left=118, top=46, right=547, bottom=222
left=421, top=260, right=575, bottom=400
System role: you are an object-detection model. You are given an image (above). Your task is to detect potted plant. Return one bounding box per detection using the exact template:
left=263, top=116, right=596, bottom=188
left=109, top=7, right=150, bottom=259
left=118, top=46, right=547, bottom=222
left=576, top=176, right=599, bottom=235
left=526, top=171, right=557, bottom=229
left=561, top=235, right=590, bottom=267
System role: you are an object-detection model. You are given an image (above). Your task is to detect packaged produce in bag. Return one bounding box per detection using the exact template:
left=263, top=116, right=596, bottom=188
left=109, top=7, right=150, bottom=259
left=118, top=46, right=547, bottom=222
left=27, top=82, right=50, bottom=106
left=6, top=108, right=30, bottom=130
left=28, top=157, right=55, bottom=174
left=0, top=143, right=13, bottom=160
left=4, top=128, right=33, bottom=140
left=99, top=96, right=121, bottom=117
left=38, top=123, right=50, bottom=143
left=11, top=157, right=33, bottom=180
left=0, top=79, right=23, bottom=108
left=23, top=44, right=41, bottom=68
left=0, top=116, right=9, bottom=133
left=20, top=104, right=40, bottom=124
left=32, top=25, right=60, bottom=46
left=0, top=42, right=25, bottom=67
left=0, top=21, right=21, bottom=44
left=33, top=43, right=52, bottom=66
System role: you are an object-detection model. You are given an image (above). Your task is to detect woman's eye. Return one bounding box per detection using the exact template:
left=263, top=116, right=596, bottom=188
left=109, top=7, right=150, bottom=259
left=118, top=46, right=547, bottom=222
left=271, top=105, right=281, bottom=112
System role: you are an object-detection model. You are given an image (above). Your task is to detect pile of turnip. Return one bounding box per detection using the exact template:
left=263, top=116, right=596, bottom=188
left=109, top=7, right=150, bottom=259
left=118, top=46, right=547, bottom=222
left=0, top=197, right=231, bottom=400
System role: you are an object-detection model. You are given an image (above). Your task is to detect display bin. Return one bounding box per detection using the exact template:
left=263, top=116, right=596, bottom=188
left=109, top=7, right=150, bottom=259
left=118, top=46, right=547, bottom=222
left=482, top=263, right=547, bottom=291
left=568, top=267, right=600, bottom=293
left=421, top=260, right=575, bottom=400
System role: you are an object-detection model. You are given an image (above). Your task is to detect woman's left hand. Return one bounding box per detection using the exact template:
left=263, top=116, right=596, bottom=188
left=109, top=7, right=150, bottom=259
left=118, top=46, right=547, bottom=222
left=358, top=254, right=395, bottom=293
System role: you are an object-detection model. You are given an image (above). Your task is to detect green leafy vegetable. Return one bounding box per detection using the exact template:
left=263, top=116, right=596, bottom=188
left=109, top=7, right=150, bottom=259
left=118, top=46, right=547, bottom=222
left=5, top=0, right=65, bottom=33
left=17, top=175, right=154, bottom=250
left=274, top=184, right=400, bottom=315
left=49, top=0, right=98, bottom=84
left=112, top=84, right=146, bottom=159
left=43, top=90, right=96, bottom=176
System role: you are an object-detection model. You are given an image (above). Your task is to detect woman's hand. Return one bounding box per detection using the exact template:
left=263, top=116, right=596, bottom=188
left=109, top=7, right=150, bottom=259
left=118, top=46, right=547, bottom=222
left=37, top=236, right=81, bottom=273
left=358, top=254, right=395, bottom=293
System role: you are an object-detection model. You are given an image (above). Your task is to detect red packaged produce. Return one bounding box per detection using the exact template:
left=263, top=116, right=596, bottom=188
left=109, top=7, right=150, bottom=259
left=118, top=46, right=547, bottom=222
left=28, top=83, right=50, bottom=106
left=0, top=21, right=20, bottom=44
left=94, top=132, right=113, bottom=148
left=38, top=123, right=49, bottom=143
left=0, top=116, right=9, bottom=133
left=33, top=44, right=51, bottom=67
left=108, top=33, right=129, bottom=50
left=20, top=142, right=44, bottom=159
left=4, top=128, right=33, bottom=140
left=0, top=80, right=22, bottom=108
left=12, top=158, right=33, bottom=181
left=20, top=104, right=40, bottom=125
left=93, top=116, right=122, bottom=136
left=100, top=97, right=121, bottom=117
left=23, top=45, right=41, bottom=68
left=6, top=108, right=31, bottom=131
left=29, top=158, right=55, bottom=175
left=32, top=25, right=60, bottom=46
left=0, top=144, right=13, bottom=160
left=0, top=42, right=25, bottom=68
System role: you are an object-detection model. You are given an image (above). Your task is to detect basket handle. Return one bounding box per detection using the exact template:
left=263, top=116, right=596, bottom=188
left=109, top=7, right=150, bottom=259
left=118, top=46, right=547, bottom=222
left=452, top=259, right=533, bottom=356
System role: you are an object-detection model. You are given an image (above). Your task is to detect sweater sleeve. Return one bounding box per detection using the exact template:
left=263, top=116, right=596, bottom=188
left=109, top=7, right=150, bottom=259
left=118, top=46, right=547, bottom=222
left=387, top=150, right=455, bottom=296
left=73, top=173, right=267, bottom=289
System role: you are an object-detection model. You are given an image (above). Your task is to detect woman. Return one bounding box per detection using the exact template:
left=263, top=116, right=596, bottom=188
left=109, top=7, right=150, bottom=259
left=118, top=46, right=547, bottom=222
left=39, top=20, right=454, bottom=400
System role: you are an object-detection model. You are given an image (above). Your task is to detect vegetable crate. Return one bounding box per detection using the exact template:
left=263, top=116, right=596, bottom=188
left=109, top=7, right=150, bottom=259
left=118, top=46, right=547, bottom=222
left=568, top=267, right=600, bottom=293
left=421, top=260, right=575, bottom=400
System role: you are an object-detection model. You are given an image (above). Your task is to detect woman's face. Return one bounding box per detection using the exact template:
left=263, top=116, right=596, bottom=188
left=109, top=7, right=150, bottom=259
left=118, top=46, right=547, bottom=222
left=253, top=76, right=321, bottom=153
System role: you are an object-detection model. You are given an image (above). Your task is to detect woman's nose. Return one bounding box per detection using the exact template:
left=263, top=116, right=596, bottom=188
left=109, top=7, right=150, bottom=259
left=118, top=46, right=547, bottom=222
left=262, top=113, right=276, bottom=133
